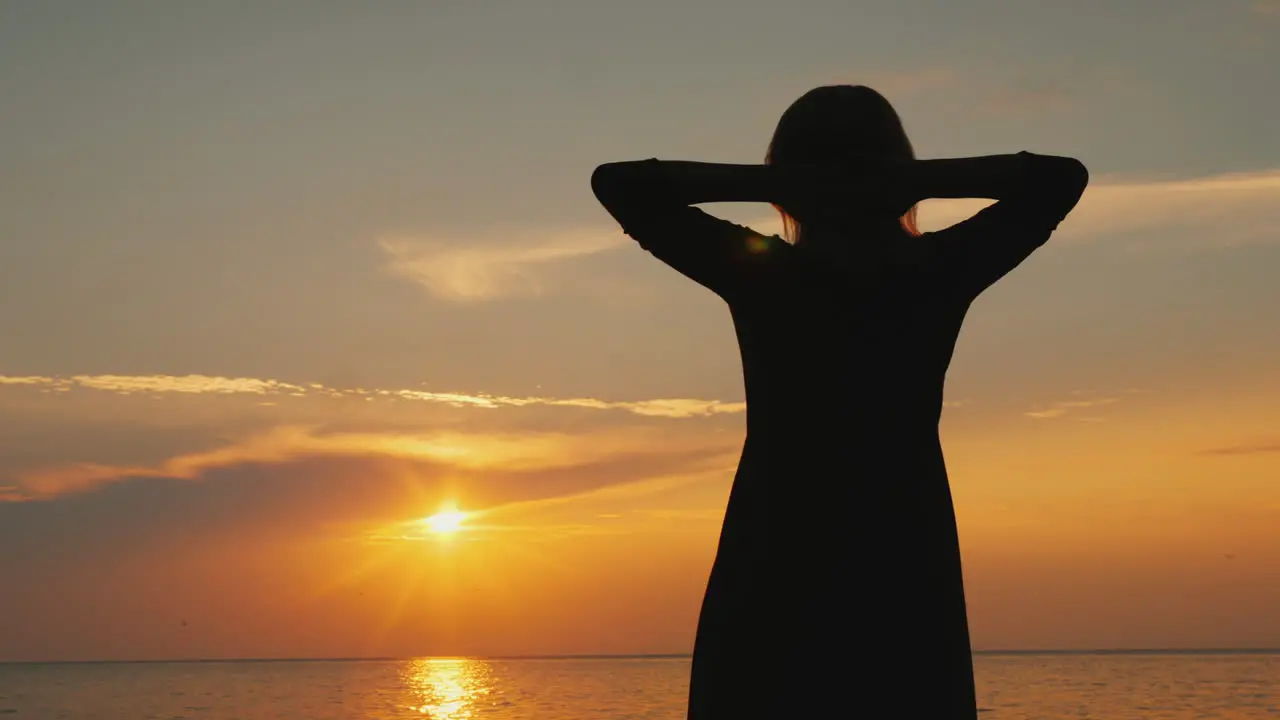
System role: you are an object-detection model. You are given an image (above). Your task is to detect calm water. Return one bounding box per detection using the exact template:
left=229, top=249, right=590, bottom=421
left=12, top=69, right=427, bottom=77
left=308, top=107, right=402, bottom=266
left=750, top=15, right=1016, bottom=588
left=0, top=653, right=1276, bottom=719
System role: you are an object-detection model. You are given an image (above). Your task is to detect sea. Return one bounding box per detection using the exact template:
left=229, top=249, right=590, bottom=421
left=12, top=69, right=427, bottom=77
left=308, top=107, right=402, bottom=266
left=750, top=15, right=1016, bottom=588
left=0, top=652, right=1275, bottom=719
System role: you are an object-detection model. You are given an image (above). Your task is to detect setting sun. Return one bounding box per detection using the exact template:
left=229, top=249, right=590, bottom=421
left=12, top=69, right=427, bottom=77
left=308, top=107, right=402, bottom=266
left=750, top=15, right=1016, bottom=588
left=423, top=509, right=468, bottom=535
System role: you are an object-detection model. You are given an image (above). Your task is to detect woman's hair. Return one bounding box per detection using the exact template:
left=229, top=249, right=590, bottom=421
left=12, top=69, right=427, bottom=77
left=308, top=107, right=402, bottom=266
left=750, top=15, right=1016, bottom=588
left=765, top=85, right=920, bottom=243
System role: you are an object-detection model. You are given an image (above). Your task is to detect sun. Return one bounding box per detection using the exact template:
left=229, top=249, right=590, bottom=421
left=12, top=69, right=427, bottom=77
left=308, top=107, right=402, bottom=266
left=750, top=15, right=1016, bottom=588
left=423, top=509, right=468, bottom=535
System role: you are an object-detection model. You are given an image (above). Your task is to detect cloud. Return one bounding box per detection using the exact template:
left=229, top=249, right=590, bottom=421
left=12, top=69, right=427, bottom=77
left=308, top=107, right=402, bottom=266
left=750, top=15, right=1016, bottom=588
left=0, top=428, right=734, bottom=660
left=911, top=168, right=1280, bottom=251
left=379, top=229, right=621, bottom=302
left=389, top=390, right=745, bottom=419
left=4, top=423, right=741, bottom=503
left=1198, top=440, right=1280, bottom=456
left=1024, top=395, right=1120, bottom=420
left=0, top=376, right=50, bottom=386
left=381, top=167, right=1280, bottom=306
left=0, top=373, right=744, bottom=419
left=78, top=374, right=307, bottom=395
left=1253, top=0, right=1280, bottom=16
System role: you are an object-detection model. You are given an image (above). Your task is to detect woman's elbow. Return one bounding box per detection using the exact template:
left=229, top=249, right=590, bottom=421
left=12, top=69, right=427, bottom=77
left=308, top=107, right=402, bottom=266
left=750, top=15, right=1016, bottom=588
left=1059, top=157, right=1089, bottom=196
left=591, top=161, right=645, bottom=207
left=1028, top=155, right=1089, bottom=211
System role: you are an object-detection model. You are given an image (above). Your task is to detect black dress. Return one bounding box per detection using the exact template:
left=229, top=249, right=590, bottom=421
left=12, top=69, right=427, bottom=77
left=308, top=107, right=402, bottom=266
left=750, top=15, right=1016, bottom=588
left=596, top=153, right=1087, bottom=719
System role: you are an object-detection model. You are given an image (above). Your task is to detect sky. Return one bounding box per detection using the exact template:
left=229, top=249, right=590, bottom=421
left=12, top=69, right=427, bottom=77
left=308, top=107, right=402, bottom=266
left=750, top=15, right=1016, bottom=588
left=1, top=0, right=1279, bottom=662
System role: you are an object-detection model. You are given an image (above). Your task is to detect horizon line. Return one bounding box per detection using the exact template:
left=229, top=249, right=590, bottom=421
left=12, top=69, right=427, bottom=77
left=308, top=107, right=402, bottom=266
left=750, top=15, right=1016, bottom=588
left=2, top=648, right=1278, bottom=665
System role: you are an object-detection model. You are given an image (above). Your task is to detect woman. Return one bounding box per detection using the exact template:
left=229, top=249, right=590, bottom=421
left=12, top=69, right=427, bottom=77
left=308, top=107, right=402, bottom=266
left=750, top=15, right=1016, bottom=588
left=591, top=85, right=1088, bottom=718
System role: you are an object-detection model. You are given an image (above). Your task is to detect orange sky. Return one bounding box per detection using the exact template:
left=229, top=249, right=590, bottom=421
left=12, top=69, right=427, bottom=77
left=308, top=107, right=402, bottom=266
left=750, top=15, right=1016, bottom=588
left=2, top=358, right=1277, bottom=660
left=2, top=1, right=1279, bottom=661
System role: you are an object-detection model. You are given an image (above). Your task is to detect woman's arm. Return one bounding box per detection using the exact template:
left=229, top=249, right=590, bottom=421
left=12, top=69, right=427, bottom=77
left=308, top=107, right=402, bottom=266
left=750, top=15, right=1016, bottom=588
left=904, top=152, right=1088, bottom=222
left=590, top=160, right=792, bottom=295
left=899, top=152, right=1089, bottom=299
left=591, top=160, right=783, bottom=209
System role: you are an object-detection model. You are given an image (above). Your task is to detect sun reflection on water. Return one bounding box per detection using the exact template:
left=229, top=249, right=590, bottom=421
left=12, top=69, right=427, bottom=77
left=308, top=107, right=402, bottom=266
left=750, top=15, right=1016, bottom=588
left=403, top=658, right=494, bottom=718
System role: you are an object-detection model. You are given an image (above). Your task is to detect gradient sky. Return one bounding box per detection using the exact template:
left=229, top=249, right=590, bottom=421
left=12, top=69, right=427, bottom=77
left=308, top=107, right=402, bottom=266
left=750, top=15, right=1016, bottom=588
left=2, top=0, right=1279, bottom=661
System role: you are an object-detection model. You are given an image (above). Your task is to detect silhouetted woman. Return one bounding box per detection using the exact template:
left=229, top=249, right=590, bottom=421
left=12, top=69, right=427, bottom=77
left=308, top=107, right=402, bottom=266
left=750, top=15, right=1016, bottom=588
left=591, top=85, right=1088, bottom=719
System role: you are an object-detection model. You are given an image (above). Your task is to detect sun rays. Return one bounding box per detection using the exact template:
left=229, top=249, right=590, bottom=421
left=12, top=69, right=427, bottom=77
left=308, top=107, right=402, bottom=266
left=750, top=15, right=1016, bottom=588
left=424, top=507, right=469, bottom=536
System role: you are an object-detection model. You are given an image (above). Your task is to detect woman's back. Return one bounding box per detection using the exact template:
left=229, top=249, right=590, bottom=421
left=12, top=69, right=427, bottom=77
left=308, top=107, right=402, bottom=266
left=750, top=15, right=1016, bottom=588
left=589, top=149, right=1088, bottom=719
left=729, top=239, right=965, bottom=443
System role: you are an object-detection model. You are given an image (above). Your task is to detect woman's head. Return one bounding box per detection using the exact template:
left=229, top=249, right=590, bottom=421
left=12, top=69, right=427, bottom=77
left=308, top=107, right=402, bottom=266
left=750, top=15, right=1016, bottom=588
left=765, top=85, right=919, bottom=242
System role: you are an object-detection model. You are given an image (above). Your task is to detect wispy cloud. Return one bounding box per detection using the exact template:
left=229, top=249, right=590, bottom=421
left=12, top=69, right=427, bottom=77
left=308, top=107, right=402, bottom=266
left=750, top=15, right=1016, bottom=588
left=0, top=373, right=972, bottom=420
left=7, top=424, right=741, bottom=502
left=0, top=373, right=744, bottom=419
left=0, top=376, right=53, bottom=386
left=911, top=168, right=1280, bottom=250
left=1198, top=440, right=1280, bottom=456
left=379, top=229, right=621, bottom=302
left=75, top=374, right=308, bottom=395
left=1024, top=394, right=1120, bottom=420
left=384, top=168, right=1280, bottom=307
